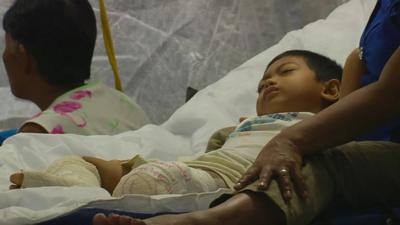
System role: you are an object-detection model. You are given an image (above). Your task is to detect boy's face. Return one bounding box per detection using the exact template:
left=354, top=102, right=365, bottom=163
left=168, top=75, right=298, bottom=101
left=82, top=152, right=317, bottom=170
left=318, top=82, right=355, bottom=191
left=256, top=56, right=325, bottom=115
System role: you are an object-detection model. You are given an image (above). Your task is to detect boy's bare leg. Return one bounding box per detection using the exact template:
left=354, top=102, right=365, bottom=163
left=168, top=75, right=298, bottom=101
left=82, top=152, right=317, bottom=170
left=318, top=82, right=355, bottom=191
left=82, top=156, right=127, bottom=194
left=92, top=192, right=285, bottom=225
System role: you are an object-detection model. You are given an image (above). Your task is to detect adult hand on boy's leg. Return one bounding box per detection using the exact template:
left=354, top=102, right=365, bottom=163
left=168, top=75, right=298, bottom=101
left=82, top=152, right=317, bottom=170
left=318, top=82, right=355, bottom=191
left=234, top=134, right=308, bottom=203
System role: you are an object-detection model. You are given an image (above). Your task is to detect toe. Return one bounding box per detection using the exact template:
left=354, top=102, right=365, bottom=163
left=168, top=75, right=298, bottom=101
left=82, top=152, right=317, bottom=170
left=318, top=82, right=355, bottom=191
left=10, top=173, right=24, bottom=185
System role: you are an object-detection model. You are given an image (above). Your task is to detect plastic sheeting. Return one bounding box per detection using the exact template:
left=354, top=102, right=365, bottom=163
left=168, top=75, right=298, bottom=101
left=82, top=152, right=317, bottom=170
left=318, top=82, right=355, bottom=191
left=0, top=0, right=349, bottom=124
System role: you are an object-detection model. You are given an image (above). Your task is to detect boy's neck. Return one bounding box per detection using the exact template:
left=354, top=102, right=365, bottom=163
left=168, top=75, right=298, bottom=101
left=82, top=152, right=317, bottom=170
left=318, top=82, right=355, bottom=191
left=31, top=82, right=84, bottom=111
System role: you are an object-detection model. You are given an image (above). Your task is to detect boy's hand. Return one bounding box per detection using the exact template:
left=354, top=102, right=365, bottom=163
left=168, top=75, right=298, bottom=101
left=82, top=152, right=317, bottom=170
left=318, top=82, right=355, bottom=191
left=239, top=117, right=247, bottom=122
left=234, top=134, right=308, bottom=203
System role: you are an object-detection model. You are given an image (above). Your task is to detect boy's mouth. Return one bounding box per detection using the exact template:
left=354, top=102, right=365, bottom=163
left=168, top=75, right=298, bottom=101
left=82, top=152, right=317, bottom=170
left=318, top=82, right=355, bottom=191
left=263, top=86, right=280, bottom=97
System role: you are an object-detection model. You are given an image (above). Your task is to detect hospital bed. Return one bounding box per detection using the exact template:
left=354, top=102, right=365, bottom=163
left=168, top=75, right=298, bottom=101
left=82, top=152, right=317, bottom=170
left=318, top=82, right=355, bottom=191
left=0, top=0, right=386, bottom=224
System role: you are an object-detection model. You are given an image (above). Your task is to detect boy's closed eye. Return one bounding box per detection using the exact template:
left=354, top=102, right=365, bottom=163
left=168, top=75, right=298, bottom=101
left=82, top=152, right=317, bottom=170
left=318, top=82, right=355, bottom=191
left=280, top=68, right=295, bottom=74
left=278, top=65, right=297, bottom=75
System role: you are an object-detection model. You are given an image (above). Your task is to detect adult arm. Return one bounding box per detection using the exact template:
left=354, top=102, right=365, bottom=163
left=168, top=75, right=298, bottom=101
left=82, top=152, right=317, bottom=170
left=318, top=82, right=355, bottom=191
left=340, top=48, right=366, bottom=98
left=291, top=46, right=400, bottom=154
left=235, top=47, right=400, bottom=202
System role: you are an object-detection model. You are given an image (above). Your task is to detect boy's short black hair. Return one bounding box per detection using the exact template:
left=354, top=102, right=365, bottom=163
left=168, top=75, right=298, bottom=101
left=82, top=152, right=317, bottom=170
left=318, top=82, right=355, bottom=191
left=3, top=0, right=97, bottom=86
left=267, top=50, right=343, bottom=81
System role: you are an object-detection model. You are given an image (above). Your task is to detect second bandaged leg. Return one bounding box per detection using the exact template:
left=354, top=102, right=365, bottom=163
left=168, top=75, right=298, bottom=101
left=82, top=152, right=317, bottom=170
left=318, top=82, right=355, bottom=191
left=112, top=160, right=222, bottom=196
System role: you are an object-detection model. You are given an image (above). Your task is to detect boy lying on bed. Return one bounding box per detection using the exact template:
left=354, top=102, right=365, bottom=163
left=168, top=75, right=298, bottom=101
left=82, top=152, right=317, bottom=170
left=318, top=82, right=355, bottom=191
left=9, top=50, right=342, bottom=198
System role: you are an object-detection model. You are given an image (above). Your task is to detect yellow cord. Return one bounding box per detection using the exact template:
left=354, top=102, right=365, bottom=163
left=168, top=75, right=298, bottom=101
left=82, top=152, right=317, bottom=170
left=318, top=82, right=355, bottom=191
left=99, top=0, right=123, bottom=92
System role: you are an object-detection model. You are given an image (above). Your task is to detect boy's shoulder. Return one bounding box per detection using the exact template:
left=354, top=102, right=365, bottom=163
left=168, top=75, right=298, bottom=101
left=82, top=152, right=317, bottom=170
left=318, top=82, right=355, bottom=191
left=205, top=112, right=314, bottom=152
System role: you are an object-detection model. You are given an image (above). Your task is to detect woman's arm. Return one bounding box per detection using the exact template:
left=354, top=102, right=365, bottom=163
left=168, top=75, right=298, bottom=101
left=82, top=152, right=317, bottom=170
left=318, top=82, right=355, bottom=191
left=340, top=48, right=366, bottom=99
left=291, top=46, right=400, bottom=155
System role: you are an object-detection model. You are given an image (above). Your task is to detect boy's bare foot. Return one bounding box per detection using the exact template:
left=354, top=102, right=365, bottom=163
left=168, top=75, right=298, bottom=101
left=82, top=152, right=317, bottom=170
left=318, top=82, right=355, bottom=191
left=92, top=212, right=211, bottom=225
left=9, top=172, right=24, bottom=189
left=92, top=192, right=285, bottom=225
left=82, top=156, right=126, bottom=194
left=93, top=213, right=146, bottom=225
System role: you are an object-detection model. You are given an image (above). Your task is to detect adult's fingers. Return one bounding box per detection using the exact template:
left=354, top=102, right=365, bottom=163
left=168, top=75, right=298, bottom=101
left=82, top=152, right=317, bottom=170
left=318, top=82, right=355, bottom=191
left=234, top=165, right=261, bottom=190
left=276, top=167, right=293, bottom=203
left=256, top=166, right=273, bottom=191
left=290, top=165, right=309, bottom=200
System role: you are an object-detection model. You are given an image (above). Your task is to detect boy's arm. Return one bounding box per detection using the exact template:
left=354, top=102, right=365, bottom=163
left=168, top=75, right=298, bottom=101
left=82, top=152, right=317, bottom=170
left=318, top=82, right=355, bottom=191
left=340, top=48, right=367, bottom=99
left=206, top=126, right=236, bottom=153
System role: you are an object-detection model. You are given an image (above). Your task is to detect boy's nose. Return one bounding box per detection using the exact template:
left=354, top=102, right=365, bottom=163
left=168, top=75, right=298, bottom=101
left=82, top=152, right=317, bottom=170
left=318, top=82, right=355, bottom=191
left=264, top=78, right=277, bottom=87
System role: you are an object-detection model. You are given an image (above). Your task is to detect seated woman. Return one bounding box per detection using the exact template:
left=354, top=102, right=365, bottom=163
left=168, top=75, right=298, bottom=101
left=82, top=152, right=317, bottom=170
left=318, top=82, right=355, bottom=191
left=9, top=50, right=343, bottom=202
left=2, top=0, right=149, bottom=136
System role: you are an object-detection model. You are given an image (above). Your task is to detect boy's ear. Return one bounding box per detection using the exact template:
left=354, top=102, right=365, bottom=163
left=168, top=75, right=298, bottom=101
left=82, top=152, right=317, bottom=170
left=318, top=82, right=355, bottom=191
left=321, top=79, right=340, bottom=102
left=17, top=44, right=34, bottom=75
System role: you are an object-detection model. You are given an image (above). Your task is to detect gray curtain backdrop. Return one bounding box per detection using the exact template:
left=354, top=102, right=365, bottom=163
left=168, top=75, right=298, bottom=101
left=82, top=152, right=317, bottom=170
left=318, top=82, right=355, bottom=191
left=0, top=0, right=349, bottom=124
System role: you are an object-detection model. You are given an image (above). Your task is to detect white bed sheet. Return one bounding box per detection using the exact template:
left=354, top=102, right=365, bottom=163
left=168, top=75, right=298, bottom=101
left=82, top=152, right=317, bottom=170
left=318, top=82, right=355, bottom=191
left=0, top=0, right=375, bottom=224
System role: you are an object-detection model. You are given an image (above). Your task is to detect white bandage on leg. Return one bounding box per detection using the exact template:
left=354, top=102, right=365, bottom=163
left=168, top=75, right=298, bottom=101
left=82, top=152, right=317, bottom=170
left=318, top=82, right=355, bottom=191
left=21, top=155, right=100, bottom=188
left=112, top=160, right=219, bottom=197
